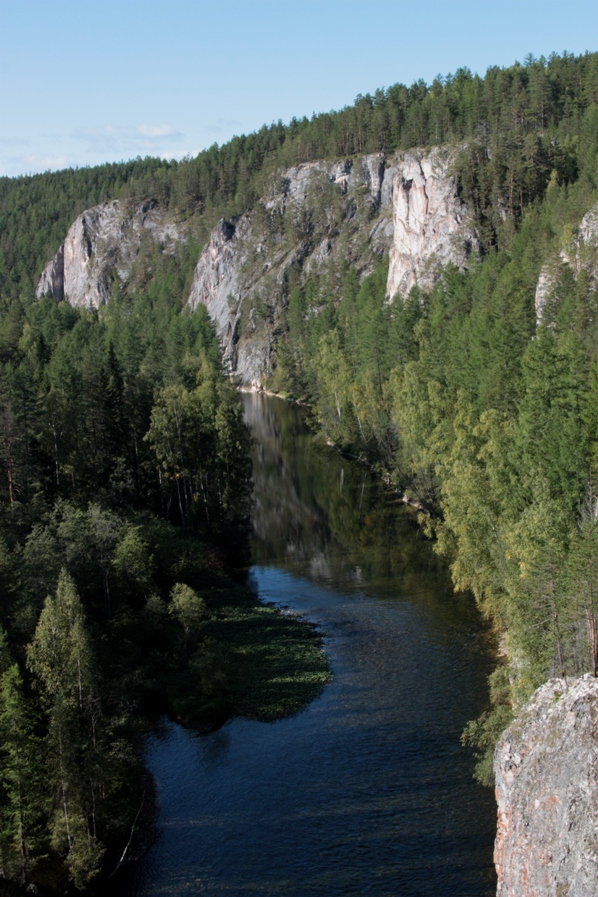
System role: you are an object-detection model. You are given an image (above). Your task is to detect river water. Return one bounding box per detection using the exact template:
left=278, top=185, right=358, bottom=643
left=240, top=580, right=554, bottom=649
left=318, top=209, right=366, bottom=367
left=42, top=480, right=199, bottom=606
left=116, top=393, right=497, bottom=896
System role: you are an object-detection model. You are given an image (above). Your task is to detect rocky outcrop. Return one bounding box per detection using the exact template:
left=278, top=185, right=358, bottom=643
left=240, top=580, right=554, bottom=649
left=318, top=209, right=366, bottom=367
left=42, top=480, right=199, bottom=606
left=535, top=200, right=598, bottom=325
left=36, top=200, right=183, bottom=308
left=386, top=147, right=478, bottom=298
left=187, top=216, right=249, bottom=361
left=38, top=146, right=479, bottom=384
left=494, top=675, right=598, bottom=897
left=263, top=154, right=385, bottom=211
left=186, top=155, right=398, bottom=383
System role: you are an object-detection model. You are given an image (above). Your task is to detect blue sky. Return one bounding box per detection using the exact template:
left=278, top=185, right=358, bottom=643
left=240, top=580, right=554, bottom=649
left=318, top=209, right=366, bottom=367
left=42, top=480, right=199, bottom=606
left=1, top=0, right=598, bottom=177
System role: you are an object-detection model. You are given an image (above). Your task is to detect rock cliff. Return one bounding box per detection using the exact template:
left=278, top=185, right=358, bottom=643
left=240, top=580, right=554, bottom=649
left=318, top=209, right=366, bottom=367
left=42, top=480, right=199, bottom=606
left=494, top=675, right=598, bottom=897
left=185, top=153, right=397, bottom=383
left=37, top=147, right=478, bottom=383
left=535, top=199, right=598, bottom=325
left=183, top=147, right=477, bottom=383
left=187, top=216, right=248, bottom=362
left=37, top=200, right=183, bottom=308
left=386, top=147, right=479, bottom=298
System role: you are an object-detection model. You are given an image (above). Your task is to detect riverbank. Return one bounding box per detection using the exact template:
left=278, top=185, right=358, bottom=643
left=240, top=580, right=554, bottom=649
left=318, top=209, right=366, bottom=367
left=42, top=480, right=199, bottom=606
left=239, top=383, right=435, bottom=517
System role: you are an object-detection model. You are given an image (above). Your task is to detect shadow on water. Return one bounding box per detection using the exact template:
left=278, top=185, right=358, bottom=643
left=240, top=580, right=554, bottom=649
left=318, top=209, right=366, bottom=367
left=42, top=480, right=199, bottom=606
left=110, top=393, right=497, bottom=896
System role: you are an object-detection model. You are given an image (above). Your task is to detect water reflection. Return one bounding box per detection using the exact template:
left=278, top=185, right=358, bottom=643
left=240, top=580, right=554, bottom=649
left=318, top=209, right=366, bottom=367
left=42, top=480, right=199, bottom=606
left=111, top=393, right=496, bottom=897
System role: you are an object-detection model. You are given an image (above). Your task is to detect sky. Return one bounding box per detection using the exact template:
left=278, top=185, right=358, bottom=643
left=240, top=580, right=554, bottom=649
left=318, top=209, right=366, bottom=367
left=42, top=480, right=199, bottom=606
left=1, top=0, right=598, bottom=178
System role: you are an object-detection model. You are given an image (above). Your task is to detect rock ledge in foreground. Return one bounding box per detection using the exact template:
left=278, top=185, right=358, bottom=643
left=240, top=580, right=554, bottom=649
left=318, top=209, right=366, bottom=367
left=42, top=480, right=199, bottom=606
left=494, top=674, right=598, bottom=897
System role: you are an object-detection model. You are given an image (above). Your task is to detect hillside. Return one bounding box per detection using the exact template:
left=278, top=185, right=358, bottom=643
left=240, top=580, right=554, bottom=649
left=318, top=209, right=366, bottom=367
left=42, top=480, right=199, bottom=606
left=2, top=50, right=598, bottom=894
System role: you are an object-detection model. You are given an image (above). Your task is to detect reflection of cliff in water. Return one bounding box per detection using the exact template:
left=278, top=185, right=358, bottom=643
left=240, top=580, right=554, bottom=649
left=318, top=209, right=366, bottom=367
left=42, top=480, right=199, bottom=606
left=243, top=392, right=334, bottom=570
left=244, top=393, right=451, bottom=602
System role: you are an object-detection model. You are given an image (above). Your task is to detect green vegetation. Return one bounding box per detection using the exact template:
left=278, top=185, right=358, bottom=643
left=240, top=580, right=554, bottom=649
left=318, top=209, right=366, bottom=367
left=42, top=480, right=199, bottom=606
left=0, top=234, right=329, bottom=891
left=3, top=48, right=598, bottom=885
left=270, top=185, right=598, bottom=779
left=205, top=587, right=330, bottom=720
left=244, top=52, right=598, bottom=785
left=3, top=51, right=598, bottom=301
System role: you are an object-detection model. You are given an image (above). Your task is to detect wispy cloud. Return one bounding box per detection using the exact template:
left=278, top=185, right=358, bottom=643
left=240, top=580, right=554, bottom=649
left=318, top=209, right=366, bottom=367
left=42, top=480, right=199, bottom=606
left=0, top=137, right=31, bottom=150
left=206, top=117, right=243, bottom=136
left=0, top=152, right=69, bottom=177
left=73, top=123, right=185, bottom=154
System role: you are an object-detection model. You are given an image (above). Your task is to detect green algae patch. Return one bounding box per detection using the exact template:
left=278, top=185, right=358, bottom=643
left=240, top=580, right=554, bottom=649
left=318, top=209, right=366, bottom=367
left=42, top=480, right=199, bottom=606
left=204, top=582, right=332, bottom=721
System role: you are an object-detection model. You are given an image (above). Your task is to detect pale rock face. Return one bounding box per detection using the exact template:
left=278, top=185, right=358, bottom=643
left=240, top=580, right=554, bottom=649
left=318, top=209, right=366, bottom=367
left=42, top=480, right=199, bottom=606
left=266, top=159, right=354, bottom=210
left=359, top=154, right=385, bottom=206
left=535, top=199, right=598, bottom=326
left=579, top=201, right=598, bottom=246
left=36, top=200, right=183, bottom=308
left=187, top=156, right=394, bottom=383
left=494, top=675, right=598, bottom=897
left=187, top=217, right=250, bottom=361
left=386, top=148, right=478, bottom=299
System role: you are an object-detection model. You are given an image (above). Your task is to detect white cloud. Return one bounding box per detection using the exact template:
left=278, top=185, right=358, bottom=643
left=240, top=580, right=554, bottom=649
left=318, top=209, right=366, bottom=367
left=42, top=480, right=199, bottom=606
left=206, top=117, right=243, bottom=135
left=0, top=152, right=69, bottom=177
left=73, top=123, right=184, bottom=154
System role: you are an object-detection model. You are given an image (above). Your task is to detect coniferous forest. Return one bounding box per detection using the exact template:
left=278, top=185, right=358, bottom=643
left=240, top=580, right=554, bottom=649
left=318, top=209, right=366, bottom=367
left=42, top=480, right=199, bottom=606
left=2, top=50, right=598, bottom=890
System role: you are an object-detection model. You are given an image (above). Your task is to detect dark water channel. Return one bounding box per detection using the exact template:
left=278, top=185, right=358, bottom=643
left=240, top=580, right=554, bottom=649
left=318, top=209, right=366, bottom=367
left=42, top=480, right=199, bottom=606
left=116, top=393, right=497, bottom=896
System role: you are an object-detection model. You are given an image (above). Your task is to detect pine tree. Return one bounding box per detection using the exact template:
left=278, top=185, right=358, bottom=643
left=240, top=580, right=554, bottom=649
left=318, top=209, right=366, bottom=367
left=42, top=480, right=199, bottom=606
left=0, top=663, right=46, bottom=886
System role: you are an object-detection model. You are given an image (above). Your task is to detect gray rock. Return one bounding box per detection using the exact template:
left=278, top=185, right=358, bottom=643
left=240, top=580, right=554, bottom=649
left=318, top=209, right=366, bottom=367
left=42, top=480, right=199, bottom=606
left=494, top=675, right=598, bottom=897
left=36, top=200, right=183, bottom=308
left=348, top=153, right=386, bottom=206
left=38, top=145, right=477, bottom=385
left=385, top=147, right=479, bottom=299
left=535, top=200, right=598, bottom=326
left=380, top=164, right=397, bottom=210
left=187, top=216, right=248, bottom=362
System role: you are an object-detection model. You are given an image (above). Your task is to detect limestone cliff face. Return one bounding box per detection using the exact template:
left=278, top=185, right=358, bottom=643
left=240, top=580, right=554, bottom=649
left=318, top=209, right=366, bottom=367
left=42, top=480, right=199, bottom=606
left=38, top=147, right=477, bottom=384
left=535, top=200, right=598, bottom=325
left=386, top=147, right=478, bottom=298
left=494, top=675, right=598, bottom=897
left=185, top=153, right=396, bottom=384
left=187, top=216, right=248, bottom=362
left=36, top=200, right=183, bottom=308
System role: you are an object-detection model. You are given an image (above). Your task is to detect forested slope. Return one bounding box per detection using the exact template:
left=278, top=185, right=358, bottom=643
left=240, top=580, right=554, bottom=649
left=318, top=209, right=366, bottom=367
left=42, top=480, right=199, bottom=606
left=2, top=50, right=598, bottom=890
left=0, top=235, right=328, bottom=891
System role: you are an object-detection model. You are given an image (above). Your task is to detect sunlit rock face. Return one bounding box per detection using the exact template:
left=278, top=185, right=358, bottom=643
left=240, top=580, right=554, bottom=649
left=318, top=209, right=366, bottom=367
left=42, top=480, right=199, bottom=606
left=37, top=146, right=478, bottom=383
left=36, top=200, right=182, bottom=308
left=535, top=200, right=598, bottom=326
left=185, top=154, right=396, bottom=385
left=494, top=675, right=598, bottom=897
left=386, top=148, right=479, bottom=299
left=187, top=216, right=250, bottom=365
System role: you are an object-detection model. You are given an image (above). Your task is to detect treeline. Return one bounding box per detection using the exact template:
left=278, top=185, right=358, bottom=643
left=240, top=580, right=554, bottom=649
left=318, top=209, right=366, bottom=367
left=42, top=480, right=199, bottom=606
left=270, top=138, right=598, bottom=782
left=3, top=52, right=598, bottom=301
left=0, top=245, right=254, bottom=890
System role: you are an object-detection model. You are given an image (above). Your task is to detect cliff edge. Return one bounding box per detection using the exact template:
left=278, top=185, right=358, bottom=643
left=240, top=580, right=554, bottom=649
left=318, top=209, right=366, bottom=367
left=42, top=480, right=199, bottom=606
left=494, top=675, right=598, bottom=897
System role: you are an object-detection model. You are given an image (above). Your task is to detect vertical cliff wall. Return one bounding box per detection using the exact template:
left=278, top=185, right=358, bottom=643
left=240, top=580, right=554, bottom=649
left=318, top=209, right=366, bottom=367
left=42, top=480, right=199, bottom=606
left=385, top=147, right=478, bottom=298
left=494, top=675, right=598, bottom=897
left=36, top=200, right=183, bottom=308
left=37, top=146, right=479, bottom=382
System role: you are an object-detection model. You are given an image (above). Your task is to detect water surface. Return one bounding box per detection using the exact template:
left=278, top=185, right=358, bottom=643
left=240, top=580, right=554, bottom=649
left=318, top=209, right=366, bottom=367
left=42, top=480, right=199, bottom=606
left=115, top=393, right=496, bottom=896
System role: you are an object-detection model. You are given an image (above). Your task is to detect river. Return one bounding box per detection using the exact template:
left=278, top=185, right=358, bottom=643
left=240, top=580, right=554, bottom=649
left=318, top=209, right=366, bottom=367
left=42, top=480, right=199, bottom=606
left=114, top=393, right=497, bottom=896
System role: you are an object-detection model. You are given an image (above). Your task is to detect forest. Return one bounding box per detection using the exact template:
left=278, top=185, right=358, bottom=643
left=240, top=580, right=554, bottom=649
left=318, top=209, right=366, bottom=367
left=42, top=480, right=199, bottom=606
left=0, top=245, right=329, bottom=891
left=2, top=48, right=598, bottom=890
